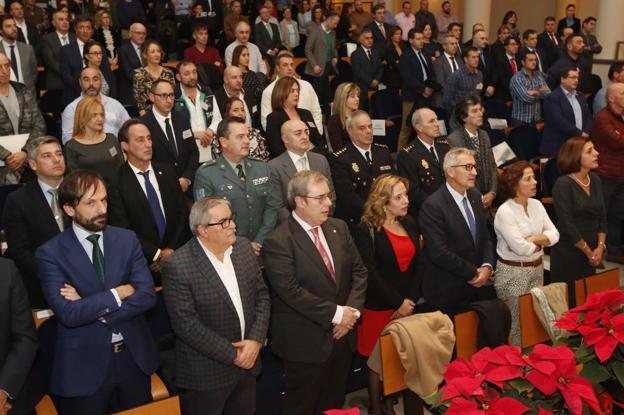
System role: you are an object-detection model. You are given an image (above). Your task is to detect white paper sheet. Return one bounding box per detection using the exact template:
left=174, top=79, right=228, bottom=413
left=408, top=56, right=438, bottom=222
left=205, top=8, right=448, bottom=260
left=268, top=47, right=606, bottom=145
left=372, top=119, right=386, bottom=136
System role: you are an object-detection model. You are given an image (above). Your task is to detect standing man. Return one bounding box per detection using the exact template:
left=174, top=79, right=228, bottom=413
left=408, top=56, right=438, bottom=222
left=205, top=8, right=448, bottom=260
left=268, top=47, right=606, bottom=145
left=162, top=196, right=270, bottom=415
left=435, top=1, right=458, bottom=43
left=492, top=36, right=520, bottom=102
left=330, top=110, right=394, bottom=226
left=223, top=0, right=249, bottom=43
left=538, top=16, right=559, bottom=67
left=253, top=6, right=281, bottom=67
left=40, top=10, right=75, bottom=94
left=375, top=0, right=395, bottom=26
left=366, top=5, right=391, bottom=58
left=117, top=22, right=147, bottom=105
left=263, top=170, right=367, bottom=415
left=432, top=34, right=463, bottom=108
left=520, top=29, right=548, bottom=74
left=415, top=0, right=436, bottom=39
left=36, top=170, right=159, bottom=415
left=510, top=51, right=550, bottom=126
left=394, top=1, right=414, bottom=42
left=594, top=62, right=624, bottom=114
left=108, top=120, right=191, bottom=286
left=397, top=108, right=449, bottom=218
left=194, top=117, right=278, bottom=256
left=419, top=147, right=495, bottom=316
left=580, top=17, right=602, bottom=73
left=8, top=1, right=39, bottom=47
left=443, top=47, right=484, bottom=119
left=269, top=119, right=334, bottom=222
left=470, top=29, right=495, bottom=100
left=225, top=21, right=267, bottom=75
left=349, top=0, right=372, bottom=39
left=0, top=16, right=37, bottom=93
left=350, top=28, right=384, bottom=111
left=3, top=137, right=65, bottom=309
left=547, top=33, right=589, bottom=93
left=183, top=24, right=224, bottom=76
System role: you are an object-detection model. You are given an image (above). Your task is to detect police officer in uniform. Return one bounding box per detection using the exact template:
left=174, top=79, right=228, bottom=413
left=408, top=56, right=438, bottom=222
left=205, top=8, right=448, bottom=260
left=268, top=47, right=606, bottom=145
left=194, top=117, right=278, bottom=256
left=330, top=110, right=395, bottom=226
left=397, top=108, right=450, bottom=218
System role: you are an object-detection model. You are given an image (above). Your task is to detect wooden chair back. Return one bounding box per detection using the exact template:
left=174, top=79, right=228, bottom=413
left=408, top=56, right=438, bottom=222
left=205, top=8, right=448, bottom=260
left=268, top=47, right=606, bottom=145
left=379, top=334, right=407, bottom=395
left=518, top=293, right=550, bottom=349
left=453, top=311, right=479, bottom=360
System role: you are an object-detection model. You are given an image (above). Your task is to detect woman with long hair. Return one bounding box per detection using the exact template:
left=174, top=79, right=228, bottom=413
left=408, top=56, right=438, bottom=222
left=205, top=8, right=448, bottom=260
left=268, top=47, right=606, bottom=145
left=132, top=39, right=175, bottom=116
left=327, top=82, right=360, bottom=151
left=231, top=44, right=267, bottom=104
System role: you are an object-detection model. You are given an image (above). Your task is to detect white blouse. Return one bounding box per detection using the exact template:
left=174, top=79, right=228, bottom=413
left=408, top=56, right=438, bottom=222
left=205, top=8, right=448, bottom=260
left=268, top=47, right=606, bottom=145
left=494, top=198, right=560, bottom=261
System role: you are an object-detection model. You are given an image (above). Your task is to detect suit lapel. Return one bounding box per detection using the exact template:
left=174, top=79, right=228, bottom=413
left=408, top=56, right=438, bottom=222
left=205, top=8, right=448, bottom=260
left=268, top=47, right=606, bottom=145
left=280, top=152, right=298, bottom=179
left=152, top=164, right=174, bottom=229
left=289, top=218, right=336, bottom=285
left=147, top=111, right=177, bottom=159
left=61, top=229, right=105, bottom=290
left=26, top=181, right=59, bottom=233
left=102, top=229, right=122, bottom=288
left=442, top=186, right=475, bottom=246
left=122, top=163, right=159, bottom=231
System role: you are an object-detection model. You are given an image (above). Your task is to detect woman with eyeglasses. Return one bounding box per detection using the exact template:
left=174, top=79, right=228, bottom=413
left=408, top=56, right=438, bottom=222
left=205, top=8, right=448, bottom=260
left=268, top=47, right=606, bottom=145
left=447, top=96, right=498, bottom=209
left=493, top=161, right=559, bottom=345
left=83, top=40, right=117, bottom=98
left=353, top=174, right=422, bottom=415
left=133, top=39, right=175, bottom=116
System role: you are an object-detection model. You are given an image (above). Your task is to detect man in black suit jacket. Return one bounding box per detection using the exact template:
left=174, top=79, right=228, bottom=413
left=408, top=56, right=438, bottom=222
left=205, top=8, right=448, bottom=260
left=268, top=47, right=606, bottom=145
left=489, top=25, right=510, bottom=64
left=351, top=28, right=384, bottom=111
left=367, top=5, right=391, bottom=57
left=108, top=120, right=191, bottom=286
left=419, top=147, right=495, bottom=316
left=0, top=258, right=42, bottom=415
left=9, top=1, right=40, bottom=48
left=162, top=197, right=270, bottom=415
left=492, top=36, right=521, bottom=101
left=470, top=29, right=495, bottom=98
left=214, top=65, right=260, bottom=129
left=263, top=170, right=367, bottom=415
left=3, top=136, right=65, bottom=309
left=140, top=79, right=199, bottom=195
left=520, top=29, right=548, bottom=74
left=330, top=111, right=395, bottom=226
left=537, top=16, right=560, bottom=67
left=253, top=6, right=281, bottom=66
left=432, top=34, right=463, bottom=108
left=117, top=23, right=146, bottom=105
left=40, top=10, right=75, bottom=92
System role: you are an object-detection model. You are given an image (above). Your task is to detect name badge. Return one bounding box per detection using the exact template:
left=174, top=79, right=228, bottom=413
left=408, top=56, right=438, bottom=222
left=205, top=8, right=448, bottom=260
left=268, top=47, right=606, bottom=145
left=109, top=146, right=118, bottom=157
left=380, top=165, right=391, bottom=171
left=183, top=129, right=193, bottom=139
left=252, top=176, right=269, bottom=186
left=307, top=121, right=316, bottom=128
left=252, top=105, right=258, bottom=113
left=476, top=82, right=483, bottom=90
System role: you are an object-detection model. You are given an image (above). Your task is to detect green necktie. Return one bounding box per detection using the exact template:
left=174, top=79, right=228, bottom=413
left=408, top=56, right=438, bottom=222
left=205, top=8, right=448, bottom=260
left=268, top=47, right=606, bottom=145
left=86, top=234, right=105, bottom=285
left=265, top=22, right=273, bottom=39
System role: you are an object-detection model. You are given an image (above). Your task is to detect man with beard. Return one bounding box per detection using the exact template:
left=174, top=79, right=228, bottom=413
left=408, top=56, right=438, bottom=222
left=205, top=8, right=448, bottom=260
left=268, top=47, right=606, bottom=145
left=61, top=67, right=130, bottom=144
left=35, top=170, right=159, bottom=415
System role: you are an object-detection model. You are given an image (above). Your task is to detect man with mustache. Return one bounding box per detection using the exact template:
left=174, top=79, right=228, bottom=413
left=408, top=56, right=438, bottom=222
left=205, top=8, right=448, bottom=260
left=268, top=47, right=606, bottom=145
left=35, top=170, right=159, bottom=415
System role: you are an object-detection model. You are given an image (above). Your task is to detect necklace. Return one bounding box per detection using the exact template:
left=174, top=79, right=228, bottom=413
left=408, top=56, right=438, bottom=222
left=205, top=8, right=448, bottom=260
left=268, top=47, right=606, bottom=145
left=570, top=173, right=590, bottom=188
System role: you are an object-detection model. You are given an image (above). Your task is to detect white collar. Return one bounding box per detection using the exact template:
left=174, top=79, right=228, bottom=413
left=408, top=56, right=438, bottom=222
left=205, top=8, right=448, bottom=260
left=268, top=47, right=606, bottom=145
left=417, top=136, right=435, bottom=151
left=292, top=210, right=319, bottom=232
left=128, top=161, right=154, bottom=175
left=446, top=182, right=467, bottom=200
left=152, top=107, right=171, bottom=123
left=72, top=222, right=103, bottom=242
left=287, top=150, right=308, bottom=166
left=353, top=143, right=372, bottom=160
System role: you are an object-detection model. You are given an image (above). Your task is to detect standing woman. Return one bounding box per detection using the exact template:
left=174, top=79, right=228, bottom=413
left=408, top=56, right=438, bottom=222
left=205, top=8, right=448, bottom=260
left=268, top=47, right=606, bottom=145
left=327, top=82, right=360, bottom=151
left=305, top=4, right=323, bottom=35
left=279, top=7, right=300, bottom=52
left=551, top=136, right=607, bottom=306
left=353, top=174, right=421, bottom=415
left=494, top=161, right=559, bottom=345
left=83, top=41, right=117, bottom=99
left=231, top=44, right=267, bottom=105
left=420, top=22, right=440, bottom=61
left=502, top=10, right=519, bottom=39
left=93, top=10, right=120, bottom=66
left=133, top=39, right=175, bottom=116
left=383, top=26, right=403, bottom=90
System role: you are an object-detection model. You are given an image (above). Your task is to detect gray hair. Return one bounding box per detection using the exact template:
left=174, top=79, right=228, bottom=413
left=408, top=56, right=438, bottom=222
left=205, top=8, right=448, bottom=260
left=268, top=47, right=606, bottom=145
left=345, top=109, right=370, bottom=130
left=443, top=147, right=476, bottom=173
left=442, top=34, right=457, bottom=46
left=24, top=136, right=61, bottom=160
left=235, top=20, right=250, bottom=32
left=287, top=170, right=329, bottom=209
left=189, top=196, right=231, bottom=236
left=410, top=107, right=426, bottom=129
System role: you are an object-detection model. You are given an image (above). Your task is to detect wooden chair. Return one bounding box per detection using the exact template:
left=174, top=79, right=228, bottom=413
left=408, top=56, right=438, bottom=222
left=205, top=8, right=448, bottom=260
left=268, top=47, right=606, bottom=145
left=575, top=279, right=587, bottom=307
left=379, top=334, right=406, bottom=396
left=584, top=268, right=621, bottom=296
left=453, top=311, right=479, bottom=360
left=518, top=293, right=551, bottom=349
left=114, top=396, right=180, bottom=415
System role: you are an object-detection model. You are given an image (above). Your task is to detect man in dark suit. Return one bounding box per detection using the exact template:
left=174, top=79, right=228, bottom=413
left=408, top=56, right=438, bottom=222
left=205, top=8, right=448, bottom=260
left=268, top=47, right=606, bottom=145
left=214, top=65, right=260, bottom=130
left=161, top=197, right=270, bottom=415
left=492, top=36, right=521, bottom=102
left=580, top=16, right=602, bottom=73
left=40, top=10, right=75, bottom=93
left=419, top=147, right=495, bottom=316
left=397, top=108, right=449, bottom=219
left=520, top=29, right=548, bottom=74
left=0, top=258, right=42, bottom=415
left=263, top=170, right=367, bottom=415
left=547, top=33, right=590, bottom=93
left=253, top=6, right=281, bottom=66
left=432, top=34, right=463, bottom=109
left=350, top=28, right=384, bottom=111
left=3, top=137, right=65, bottom=309
left=35, top=170, right=159, bottom=415
left=366, top=5, right=391, bottom=57
left=8, top=1, right=40, bottom=48
left=471, top=29, right=496, bottom=99
left=398, top=27, right=434, bottom=149
left=269, top=119, right=335, bottom=223
left=540, top=67, right=592, bottom=156
left=108, top=120, right=191, bottom=286
left=117, top=23, right=146, bottom=106
left=0, top=16, right=37, bottom=93
left=60, top=16, right=112, bottom=105
left=330, top=110, right=394, bottom=226
left=538, top=16, right=559, bottom=67
left=140, top=79, right=199, bottom=194
left=489, top=25, right=510, bottom=64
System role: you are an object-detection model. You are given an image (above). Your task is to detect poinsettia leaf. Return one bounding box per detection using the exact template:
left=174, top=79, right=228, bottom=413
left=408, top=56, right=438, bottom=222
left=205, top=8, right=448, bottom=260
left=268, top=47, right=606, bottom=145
left=594, top=334, right=619, bottom=362
left=560, top=385, right=584, bottom=415
left=526, top=370, right=558, bottom=395
left=537, top=407, right=555, bottom=415
left=568, top=377, right=603, bottom=414
left=491, top=397, right=529, bottom=415
left=579, top=360, right=612, bottom=384
left=612, top=361, right=624, bottom=388
left=446, top=398, right=480, bottom=415
left=508, top=378, right=534, bottom=394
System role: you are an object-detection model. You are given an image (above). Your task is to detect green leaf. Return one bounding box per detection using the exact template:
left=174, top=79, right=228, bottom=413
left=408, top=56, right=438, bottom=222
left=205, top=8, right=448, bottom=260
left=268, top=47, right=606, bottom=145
left=574, top=343, right=593, bottom=360
left=509, top=378, right=534, bottom=394
left=580, top=360, right=612, bottom=384
left=612, top=361, right=624, bottom=388
left=424, top=390, right=443, bottom=407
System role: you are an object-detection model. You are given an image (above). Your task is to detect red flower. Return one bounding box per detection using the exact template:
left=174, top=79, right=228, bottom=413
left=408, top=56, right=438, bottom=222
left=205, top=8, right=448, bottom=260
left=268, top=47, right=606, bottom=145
left=572, top=289, right=624, bottom=313
left=446, top=390, right=529, bottom=415
left=577, top=309, right=624, bottom=362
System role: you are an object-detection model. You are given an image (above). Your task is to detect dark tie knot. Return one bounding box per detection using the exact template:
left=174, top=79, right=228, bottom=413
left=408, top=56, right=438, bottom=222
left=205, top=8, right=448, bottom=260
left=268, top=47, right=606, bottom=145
left=86, top=234, right=100, bottom=245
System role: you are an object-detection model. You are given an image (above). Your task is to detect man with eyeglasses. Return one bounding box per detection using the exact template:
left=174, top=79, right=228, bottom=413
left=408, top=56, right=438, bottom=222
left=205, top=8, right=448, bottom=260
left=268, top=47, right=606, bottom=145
left=419, top=147, right=495, bottom=316
left=161, top=196, right=270, bottom=415
left=193, top=117, right=278, bottom=257
left=118, top=23, right=148, bottom=105
left=263, top=170, right=367, bottom=415
left=140, top=79, right=199, bottom=194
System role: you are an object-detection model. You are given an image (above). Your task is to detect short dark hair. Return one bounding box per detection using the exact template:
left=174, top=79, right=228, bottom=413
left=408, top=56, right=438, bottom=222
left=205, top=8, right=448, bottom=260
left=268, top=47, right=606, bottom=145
left=544, top=16, right=556, bottom=23
left=216, top=117, right=246, bottom=142
left=0, top=15, right=15, bottom=29
left=74, top=15, right=94, bottom=28
left=565, top=33, right=583, bottom=47
left=559, top=66, right=578, bottom=80
left=498, top=161, right=532, bottom=200
left=557, top=136, right=589, bottom=174
left=59, top=170, right=106, bottom=212
left=192, top=22, right=209, bottom=34
left=407, top=27, right=422, bottom=40
left=608, top=62, right=624, bottom=81
left=175, top=59, right=195, bottom=74
left=455, top=95, right=481, bottom=125
left=497, top=24, right=509, bottom=35
left=371, top=4, right=384, bottom=14
left=566, top=3, right=575, bottom=10
left=520, top=50, right=537, bottom=61
left=462, top=46, right=479, bottom=59
left=582, top=16, right=596, bottom=25
left=522, top=29, right=537, bottom=41
left=117, top=119, right=147, bottom=143
left=441, top=1, right=450, bottom=7
left=448, top=22, right=461, bottom=33
left=150, top=79, right=173, bottom=94
left=503, top=37, right=519, bottom=47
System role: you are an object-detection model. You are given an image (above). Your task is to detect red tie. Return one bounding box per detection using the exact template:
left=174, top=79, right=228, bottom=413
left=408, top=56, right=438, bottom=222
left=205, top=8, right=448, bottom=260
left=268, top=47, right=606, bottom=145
left=310, top=227, right=335, bottom=280
left=550, top=33, right=558, bottom=46
left=510, top=57, right=517, bottom=74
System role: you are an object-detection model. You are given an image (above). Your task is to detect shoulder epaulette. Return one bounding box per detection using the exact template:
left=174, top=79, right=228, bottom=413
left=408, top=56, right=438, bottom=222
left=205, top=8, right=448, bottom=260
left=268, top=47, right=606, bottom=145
left=200, top=159, right=218, bottom=168
left=435, top=136, right=449, bottom=144
left=333, top=147, right=347, bottom=156
left=373, top=143, right=389, bottom=149
left=403, top=144, right=415, bottom=152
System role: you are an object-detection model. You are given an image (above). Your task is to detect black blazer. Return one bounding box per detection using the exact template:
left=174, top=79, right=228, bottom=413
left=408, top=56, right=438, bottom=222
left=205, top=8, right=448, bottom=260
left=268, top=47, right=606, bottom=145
left=0, top=259, right=42, bottom=415
left=351, top=46, right=384, bottom=90
left=93, top=26, right=122, bottom=59
left=117, top=40, right=143, bottom=105
left=140, top=109, right=199, bottom=183
left=59, top=40, right=113, bottom=104
left=17, top=21, right=40, bottom=49
left=214, top=86, right=261, bottom=130
left=253, top=21, right=282, bottom=57
left=418, top=185, right=495, bottom=315
left=265, top=107, right=323, bottom=158
left=519, top=46, right=548, bottom=73
left=537, top=31, right=559, bottom=69
left=398, top=46, right=433, bottom=102
left=383, top=44, right=403, bottom=90
left=492, top=52, right=521, bottom=101
left=2, top=181, right=62, bottom=308
left=108, top=161, right=192, bottom=284
left=40, top=31, right=76, bottom=91
left=477, top=47, right=495, bottom=88
left=366, top=21, right=392, bottom=57
left=353, top=216, right=422, bottom=310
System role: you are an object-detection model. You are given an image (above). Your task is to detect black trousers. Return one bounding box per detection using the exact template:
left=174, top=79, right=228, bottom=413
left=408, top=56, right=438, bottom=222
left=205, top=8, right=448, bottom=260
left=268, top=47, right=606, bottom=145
left=179, top=372, right=256, bottom=415
left=600, top=175, right=624, bottom=254
left=282, top=337, right=352, bottom=415
left=52, top=348, right=151, bottom=415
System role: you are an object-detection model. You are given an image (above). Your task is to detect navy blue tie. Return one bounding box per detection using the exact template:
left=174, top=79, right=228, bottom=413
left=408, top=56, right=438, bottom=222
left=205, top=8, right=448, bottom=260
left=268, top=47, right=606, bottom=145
left=462, top=197, right=477, bottom=242
left=138, top=171, right=166, bottom=241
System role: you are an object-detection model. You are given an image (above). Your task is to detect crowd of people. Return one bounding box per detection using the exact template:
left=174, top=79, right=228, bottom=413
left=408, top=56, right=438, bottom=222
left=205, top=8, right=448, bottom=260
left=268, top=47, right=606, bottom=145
left=0, top=0, right=622, bottom=415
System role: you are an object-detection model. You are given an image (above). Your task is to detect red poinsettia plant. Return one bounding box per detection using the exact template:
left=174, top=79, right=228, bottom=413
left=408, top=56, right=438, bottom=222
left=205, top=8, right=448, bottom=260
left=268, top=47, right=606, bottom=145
left=430, top=343, right=601, bottom=415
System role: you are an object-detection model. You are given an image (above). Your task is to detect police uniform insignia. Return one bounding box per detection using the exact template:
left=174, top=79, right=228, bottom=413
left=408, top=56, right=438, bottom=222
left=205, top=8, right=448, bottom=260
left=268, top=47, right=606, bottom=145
left=197, top=188, right=206, bottom=199
left=352, top=163, right=359, bottom=173
left=421, top=159, right=429, bottom=169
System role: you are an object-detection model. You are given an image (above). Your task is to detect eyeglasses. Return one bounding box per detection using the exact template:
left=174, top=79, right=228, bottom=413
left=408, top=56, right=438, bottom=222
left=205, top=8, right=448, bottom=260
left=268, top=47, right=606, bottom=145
left=153, top=92, right=175, bottom=100
left=204, top=213, right=236, bottom=229
left=451, top=163, right=477, bottom=172
left=302, top=192, right=334, bottom=201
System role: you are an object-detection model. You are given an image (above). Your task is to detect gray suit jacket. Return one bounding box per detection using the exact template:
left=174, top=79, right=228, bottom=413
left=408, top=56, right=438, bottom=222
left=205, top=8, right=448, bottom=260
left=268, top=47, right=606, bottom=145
left=40, top=31, right=76, bottom=91
left=304, top=25, right=336, bottom=76
left=268, top=151, right=335, bottom=223
left=432, top=54, right=463, bottom=108
left=0, top=42, right=37, bottom=93
left=447, top=127, right=498, bottom=195
left=161, top=237, right=270, bottom=391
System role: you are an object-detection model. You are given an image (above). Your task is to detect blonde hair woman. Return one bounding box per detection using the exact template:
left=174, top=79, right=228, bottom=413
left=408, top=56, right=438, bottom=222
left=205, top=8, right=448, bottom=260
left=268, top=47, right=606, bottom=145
left=64, top=97, right=124, bottom=182
left=132, top=39, right=175, bottom=115
left=327, top=82, right=360, bottom=151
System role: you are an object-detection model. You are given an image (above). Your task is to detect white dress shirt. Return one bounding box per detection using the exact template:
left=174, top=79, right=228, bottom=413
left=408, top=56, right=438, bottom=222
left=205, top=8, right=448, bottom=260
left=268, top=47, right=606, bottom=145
left=444, top=52, right=458, bottom=73
left=77, top=38, right=85, bottom=61
left=152, top=108, right=179, bottom=152
left=224, top=40, right=267, bottom=74
left=353, top=143, right=372, bottom=162
left=16, top=19, right=29, bottom=45
left=287, top=150, right=309, bottom=171
left=2, top=39, right=23, bottom=82
left=198, top=240, right=246, bottom=339
left=418, top=136, right=438, bottom=160
left=56, top=31, right=70, bottom=46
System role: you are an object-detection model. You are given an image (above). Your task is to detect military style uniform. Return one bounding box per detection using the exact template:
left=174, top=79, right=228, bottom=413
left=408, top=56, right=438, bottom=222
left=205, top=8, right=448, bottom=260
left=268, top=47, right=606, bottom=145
left=329, top=142, right=395, bottom=225
left=397, top=136, right=450, bottom=218
left=193, top=155, right=278, bottom=244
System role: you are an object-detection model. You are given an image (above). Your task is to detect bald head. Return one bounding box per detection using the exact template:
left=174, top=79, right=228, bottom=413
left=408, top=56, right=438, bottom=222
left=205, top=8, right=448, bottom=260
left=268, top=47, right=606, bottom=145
left=607, top=83, right=624, bottom=113
left=235, top=21, right=250, bottom=43
left=281, top=120, right=310, bottom=155
left=412, top=108, right=440, bottom=143
left=223, top=65, right=243, bottom=92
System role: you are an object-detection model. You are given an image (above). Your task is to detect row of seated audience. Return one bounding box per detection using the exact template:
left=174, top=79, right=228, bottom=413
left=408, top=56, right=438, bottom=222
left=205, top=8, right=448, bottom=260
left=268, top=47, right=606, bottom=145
left=0, top=1, right=621, bottom=415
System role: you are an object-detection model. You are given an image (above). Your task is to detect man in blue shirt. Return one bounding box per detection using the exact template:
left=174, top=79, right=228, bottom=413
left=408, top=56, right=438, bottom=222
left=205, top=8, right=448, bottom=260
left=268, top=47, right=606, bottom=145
left=510, top=50, right=550, bottom=125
